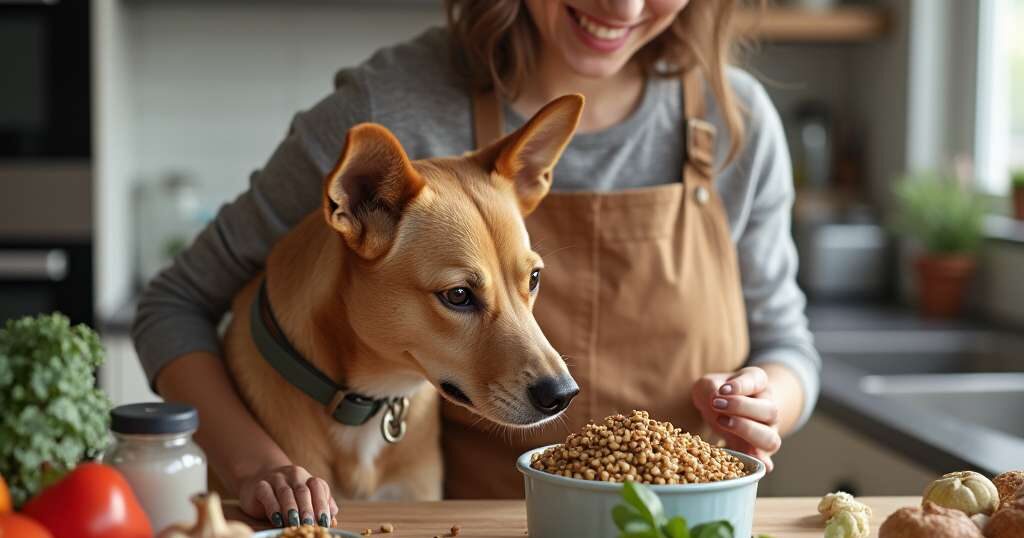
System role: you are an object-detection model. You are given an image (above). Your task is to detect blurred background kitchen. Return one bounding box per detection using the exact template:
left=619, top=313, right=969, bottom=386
left=1, top=0, right=1021, bottom=498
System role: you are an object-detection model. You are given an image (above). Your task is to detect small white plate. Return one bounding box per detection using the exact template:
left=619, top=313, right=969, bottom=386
left=252, top=530, right=360, bottom=538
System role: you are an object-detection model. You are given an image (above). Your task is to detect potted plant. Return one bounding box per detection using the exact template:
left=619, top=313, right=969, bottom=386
left=894, top=173, right=986, bottom=318
left=0, top=313, right=111, bottom=507
left=1012, top=170, right=1024, bottom=220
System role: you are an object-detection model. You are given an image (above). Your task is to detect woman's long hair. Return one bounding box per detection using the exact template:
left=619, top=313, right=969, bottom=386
left=445, top=0, right=759, bottom=161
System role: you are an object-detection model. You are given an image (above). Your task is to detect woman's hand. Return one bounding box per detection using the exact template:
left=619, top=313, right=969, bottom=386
left=692, top=366, right=781, bottom=472
left=238, top=465, right=339, bottom=528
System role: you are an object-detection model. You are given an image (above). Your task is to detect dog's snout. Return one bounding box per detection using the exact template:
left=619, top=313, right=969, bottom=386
left=527, top=376, right=579, bottom=416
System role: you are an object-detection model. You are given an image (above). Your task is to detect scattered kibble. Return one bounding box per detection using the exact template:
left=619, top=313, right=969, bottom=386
left=450, top=524, right=461, bottom=536
left=380, top=523, right=394, bottom=533
left=361, top=529, right=373, bottom=536
left=530, top=410, right=747, bottom=484
left=279, top=526, right=332, bottom=538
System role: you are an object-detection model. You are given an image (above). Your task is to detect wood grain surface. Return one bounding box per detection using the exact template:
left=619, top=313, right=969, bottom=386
left=223, top=496, right=919, bottom=537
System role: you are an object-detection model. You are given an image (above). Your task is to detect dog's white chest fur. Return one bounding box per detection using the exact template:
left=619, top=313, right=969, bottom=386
left=330, top=419, right=387, bottom=467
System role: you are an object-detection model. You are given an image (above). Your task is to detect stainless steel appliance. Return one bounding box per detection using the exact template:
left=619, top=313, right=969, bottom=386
left=0, top=0, right=90, bottom=158
left=0, top=0, right=94, bottom=324
left=0, top=239, right=93, bottom=326
left=795, top=220, right=892, bottom=300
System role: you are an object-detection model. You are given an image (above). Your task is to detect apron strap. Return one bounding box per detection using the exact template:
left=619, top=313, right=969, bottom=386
left=472, top=89, right=503, bottom=150
left=681, top=68, right=717, bottom=182
left=471, top=69, right=716, bottom=180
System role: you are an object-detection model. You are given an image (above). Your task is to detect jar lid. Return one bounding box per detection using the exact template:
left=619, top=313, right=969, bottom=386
left=111, top=403, right=199, bottom=435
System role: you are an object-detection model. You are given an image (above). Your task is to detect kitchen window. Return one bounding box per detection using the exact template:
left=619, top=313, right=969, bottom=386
left=975, top=0, right=1024, bottom=195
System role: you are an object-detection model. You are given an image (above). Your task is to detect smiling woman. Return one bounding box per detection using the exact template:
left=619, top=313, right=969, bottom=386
left=447, top=0, right=753, bottom=159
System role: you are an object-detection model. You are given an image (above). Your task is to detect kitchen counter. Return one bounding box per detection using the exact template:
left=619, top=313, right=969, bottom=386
left=223, top=497, right=918, bottom=537
left=809, top=302, right=1024, bottom=476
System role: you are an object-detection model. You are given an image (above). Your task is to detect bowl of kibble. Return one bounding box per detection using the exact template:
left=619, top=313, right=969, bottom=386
left=517, top=411, right=766, bottom=538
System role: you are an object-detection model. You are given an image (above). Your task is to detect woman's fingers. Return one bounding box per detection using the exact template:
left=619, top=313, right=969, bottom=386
left=253, top=480, right=283, bottom=527
left=307, top=477, right=332, bottom=527
left=712, top=394, right=779, bottom=425
left=714, top=431, right=776, bottom=473
left=292, top=482, right=315, bottom=526
left=716, top=415, right=782, bottom=455
left=279, top=467, right=315, bottom=526
left=754, top=450, right=775, bottom=473
left=692, top=373, right=730, bottom=412
left=269, top=473, right=300, bottom=526
left=718, top=366, right=768, bottom=397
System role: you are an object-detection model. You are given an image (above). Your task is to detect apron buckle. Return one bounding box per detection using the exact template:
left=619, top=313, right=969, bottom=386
left=686, top=118, right=717, bottom=175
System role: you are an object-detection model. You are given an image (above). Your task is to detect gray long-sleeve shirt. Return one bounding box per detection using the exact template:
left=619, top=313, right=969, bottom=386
left=132, top=27, right=821, bottom=427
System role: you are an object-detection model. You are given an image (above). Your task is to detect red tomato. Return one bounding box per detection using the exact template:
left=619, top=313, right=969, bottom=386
left=0, top=513, right=54, bottom=538
left=22, top=463, right=152, bottom=538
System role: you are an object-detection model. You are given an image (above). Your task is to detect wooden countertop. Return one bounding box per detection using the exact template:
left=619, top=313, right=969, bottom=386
left=225, top=496, right=919, bottom=537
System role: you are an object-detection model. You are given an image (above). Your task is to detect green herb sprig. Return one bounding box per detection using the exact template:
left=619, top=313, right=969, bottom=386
left=0, top=313, right=111, bottom=506
left=612, top=481, right=743, bottom=538
left=892, top=172, right=986, bottom=255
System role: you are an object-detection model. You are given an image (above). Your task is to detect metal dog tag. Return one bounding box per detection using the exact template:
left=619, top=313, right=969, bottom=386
left=381, top=397, right=410, bottom=443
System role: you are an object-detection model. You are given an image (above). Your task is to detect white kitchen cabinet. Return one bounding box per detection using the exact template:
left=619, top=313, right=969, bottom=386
left=759, top=413, right=937, bottom=497
left=100, top=334, right=162, bottom=407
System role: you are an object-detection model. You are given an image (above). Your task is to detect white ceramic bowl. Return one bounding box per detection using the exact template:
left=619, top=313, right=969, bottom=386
left=517, top=445, right=766, bottom=538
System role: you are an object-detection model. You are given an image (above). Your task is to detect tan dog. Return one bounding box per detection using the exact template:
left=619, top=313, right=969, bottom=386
left=222, top=95, right=584, bottom=501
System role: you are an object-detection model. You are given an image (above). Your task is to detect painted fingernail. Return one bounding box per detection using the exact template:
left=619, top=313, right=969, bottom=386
left=319, top=513, right=330, bottom=527
left=287, top=509, right=300, bottom=527
left=271, top=512, right=284, bottom=528
left=302, top=516, right=314, bottom=526
left=719, top=384, right=734, bottom=395
left=718, top=415, right=734, bottom=427
left=712, top=398, right=728, bottom=409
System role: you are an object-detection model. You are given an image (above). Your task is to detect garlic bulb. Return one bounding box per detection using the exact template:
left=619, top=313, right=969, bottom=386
left=158, top=492, right=254, bottom=538
left=825, top=509, right=871, bottom=538
left=819, top=491, right=872, bottom=521
left=922, top=471, right=1000, bottom=516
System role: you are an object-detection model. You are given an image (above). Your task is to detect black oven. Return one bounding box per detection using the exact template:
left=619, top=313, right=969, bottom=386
left=0, top=0, right=91, bottom=158
left=0, top=239, right=93, bottom=327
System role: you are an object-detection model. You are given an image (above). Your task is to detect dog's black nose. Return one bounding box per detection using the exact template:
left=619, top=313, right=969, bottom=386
left=527, top=376, right=579, bottom=416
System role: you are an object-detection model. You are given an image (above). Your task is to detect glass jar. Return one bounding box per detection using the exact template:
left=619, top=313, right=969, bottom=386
left=101, top=403, right=207, bottom=533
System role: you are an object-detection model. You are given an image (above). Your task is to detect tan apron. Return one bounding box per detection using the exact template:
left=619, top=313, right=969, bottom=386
left=442, top=69, right=750, bottom=499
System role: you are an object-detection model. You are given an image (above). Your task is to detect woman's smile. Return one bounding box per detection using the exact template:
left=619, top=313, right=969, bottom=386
left=527, top=0, right=688, bottom=79
left=565, top=5, right=636, bottom=53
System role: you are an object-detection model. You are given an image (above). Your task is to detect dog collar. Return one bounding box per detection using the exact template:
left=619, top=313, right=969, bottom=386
left=249, top=279, right=409, bottom=443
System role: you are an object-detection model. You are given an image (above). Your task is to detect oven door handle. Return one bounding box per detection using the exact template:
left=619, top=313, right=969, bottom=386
left=0, top=249, right=68, bottom=281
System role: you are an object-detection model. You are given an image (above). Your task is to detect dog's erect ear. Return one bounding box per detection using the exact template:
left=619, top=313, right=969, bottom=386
left=323, top=123, right=425, bottom=259
left=478, top=94, right=583, bottom=215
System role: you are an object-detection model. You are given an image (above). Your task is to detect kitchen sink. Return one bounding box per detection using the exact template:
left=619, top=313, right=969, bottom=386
left=816, top=326, right=1024, bottom=475
left=860, top=379, right=1024, bottom=438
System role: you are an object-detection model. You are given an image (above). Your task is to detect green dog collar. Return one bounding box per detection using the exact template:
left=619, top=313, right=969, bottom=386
left=249, top=279, right=408, bottom=442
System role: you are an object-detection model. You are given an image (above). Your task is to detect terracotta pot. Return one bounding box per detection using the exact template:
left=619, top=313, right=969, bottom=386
left=914, top=254, right=976, bottom=318
left=1014, top=184, right=1024, bottom=220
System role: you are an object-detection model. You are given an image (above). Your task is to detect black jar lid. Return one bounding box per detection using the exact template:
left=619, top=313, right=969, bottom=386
left=110, top=403, right=199, bottom=435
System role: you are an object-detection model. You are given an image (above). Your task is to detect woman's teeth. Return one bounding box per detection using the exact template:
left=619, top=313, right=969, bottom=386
left=576, top=11, right=628, bottom=40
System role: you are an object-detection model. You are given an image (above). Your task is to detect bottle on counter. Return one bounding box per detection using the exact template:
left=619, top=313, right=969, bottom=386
left=101, top=403, right=207, bottom=533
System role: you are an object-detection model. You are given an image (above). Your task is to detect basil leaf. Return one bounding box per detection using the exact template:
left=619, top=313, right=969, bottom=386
left=662, top=516, right=691, bottom=538
left=613, top=504, right=648, bottom=530
left=690, top=520, right=734, bottom=538
left=622, top=481, right=665, bottom=527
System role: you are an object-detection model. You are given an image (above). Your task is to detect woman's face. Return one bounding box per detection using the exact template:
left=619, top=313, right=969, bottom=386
left=524, top=0, right=690, bottom=79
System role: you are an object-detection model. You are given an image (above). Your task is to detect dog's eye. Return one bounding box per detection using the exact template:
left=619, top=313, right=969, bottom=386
left=438, top=287, right=475, bottom=309
left=529, top=269, right=541, bottom=292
